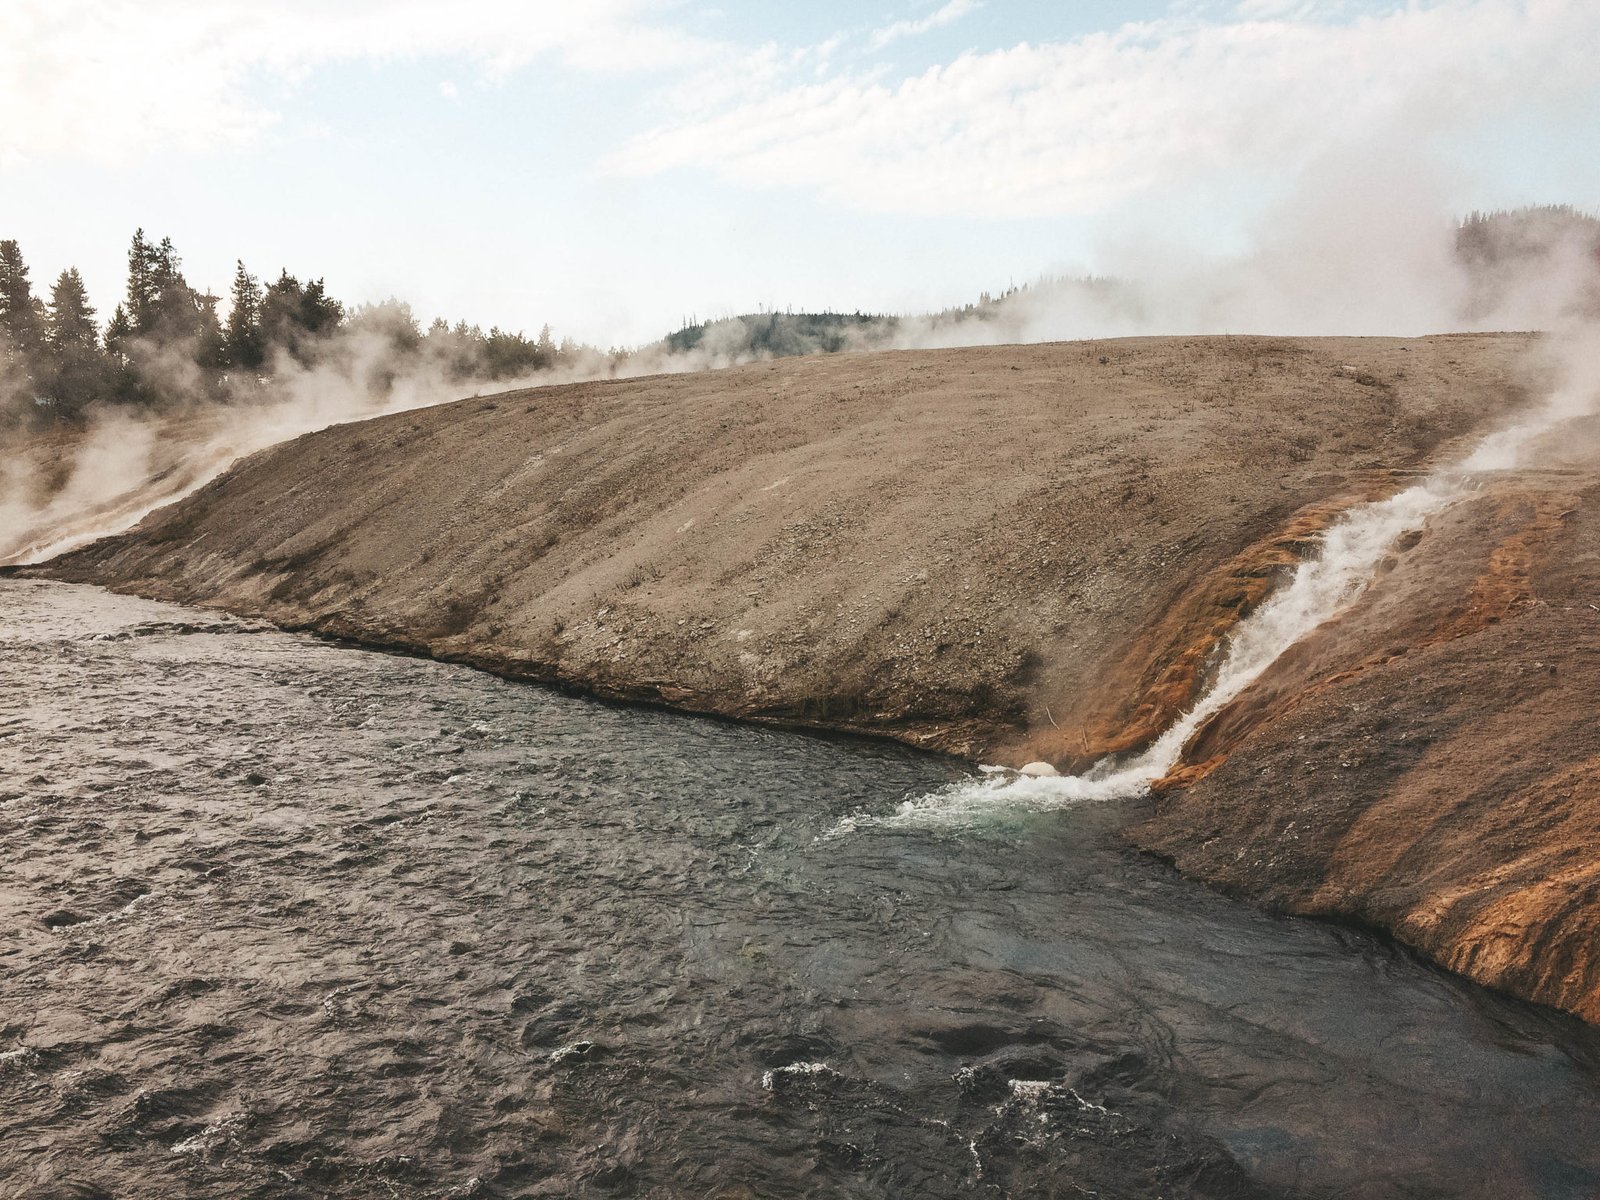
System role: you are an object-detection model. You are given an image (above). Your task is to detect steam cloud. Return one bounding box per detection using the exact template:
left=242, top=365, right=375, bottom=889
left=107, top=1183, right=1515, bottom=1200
left=2, top=157, right=1597, bottom=569
left=864, top=199, right=1600, bottom=821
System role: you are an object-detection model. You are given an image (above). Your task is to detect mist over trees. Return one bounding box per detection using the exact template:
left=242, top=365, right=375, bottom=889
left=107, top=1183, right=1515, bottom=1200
left=1456, top=206, right=1600, bottom=321
left=5, top=206, right=1597, bottom=431
left=661, top=277, right=1136, bottom=361
left=0, top=231, right=596, bottom=427
left=666, top=208, right=1600, bottom=360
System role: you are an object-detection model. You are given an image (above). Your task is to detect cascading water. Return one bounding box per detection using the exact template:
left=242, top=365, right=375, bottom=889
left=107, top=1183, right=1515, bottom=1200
left=870, top=372, right=1596, bottom=828
left=861, top=478, right=1466, bottom=827
left=1043, top=476, right=1462, bottom=794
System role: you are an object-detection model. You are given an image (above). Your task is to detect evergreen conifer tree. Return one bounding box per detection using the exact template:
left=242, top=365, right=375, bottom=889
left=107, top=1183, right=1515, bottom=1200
left=298, top=278, right=344, bottom=340
left=225, top=261, right=264, bottom=370
left=46, top=268, right=97, bottom=353
left=45, top=268, right=107, bottom=417
left=0, top=239, right=47, bottom=362
left=125, top=229, right=159, bottom=334
left=104, top=304, right=132, bottom=356
left=147, top=235, right=205, bottom=346
left=193, top=290, right=228, bottom=373
left=260, top=269, right=305, bottom=358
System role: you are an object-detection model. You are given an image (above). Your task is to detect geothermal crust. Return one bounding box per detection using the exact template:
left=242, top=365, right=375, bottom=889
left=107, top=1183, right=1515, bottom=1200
left=39, top=332, right=1600, bottom=1021
left=1135, top=463, right=1600, bottom=1024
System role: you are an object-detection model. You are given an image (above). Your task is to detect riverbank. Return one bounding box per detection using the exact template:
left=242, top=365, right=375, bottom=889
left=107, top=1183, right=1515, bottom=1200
left=36, top=332, right=1600, bottom=1023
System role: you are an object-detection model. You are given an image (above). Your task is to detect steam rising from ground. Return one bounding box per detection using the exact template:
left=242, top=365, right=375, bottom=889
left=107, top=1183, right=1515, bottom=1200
left=0, top=323, right=497, bottom=564
left=0, top=312, right=810, bottom=566
left=874, top=156, right=1598, bottom=351
left=2, top=172, right=1596, bottom=575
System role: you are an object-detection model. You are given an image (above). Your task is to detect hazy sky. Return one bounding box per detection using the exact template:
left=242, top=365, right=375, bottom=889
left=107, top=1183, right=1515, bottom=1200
left=4, top=0, right=1598, bottom=346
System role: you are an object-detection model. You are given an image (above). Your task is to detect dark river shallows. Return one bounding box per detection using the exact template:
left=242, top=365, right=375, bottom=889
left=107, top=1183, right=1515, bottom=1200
left=4, top=579, right=1600, bottom=1200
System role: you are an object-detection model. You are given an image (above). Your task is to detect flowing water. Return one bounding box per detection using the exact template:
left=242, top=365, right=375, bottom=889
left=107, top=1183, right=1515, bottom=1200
left=907, top=372, right=1600, bottom=821
left=5, top=579, right=1600, bottom=1198
left=869, top=474, right=1474, bottom=825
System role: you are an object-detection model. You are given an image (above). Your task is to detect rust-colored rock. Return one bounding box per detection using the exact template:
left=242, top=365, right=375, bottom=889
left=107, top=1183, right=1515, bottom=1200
left=996, top=488, right=1390, bottom=770
left=1134, top=472, right=1600, bottom=1022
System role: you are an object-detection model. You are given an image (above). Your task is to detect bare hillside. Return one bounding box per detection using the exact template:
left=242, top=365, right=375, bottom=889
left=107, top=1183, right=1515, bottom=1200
left=42, top=335, right=1530, bottom=765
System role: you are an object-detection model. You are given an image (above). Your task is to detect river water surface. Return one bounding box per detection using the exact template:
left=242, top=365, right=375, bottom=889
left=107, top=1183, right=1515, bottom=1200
left=5, top=579, right=1600, bottom=1199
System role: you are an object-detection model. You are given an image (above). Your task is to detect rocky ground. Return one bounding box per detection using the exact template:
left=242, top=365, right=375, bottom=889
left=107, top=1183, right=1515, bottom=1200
left=35, top=331, right=1600, bottom=1023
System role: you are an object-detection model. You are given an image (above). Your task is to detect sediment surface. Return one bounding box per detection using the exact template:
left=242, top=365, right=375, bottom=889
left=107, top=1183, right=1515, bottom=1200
left=38, top=332, right=1600, bottom=1023
left=41, top=334, right=1530, bottom=765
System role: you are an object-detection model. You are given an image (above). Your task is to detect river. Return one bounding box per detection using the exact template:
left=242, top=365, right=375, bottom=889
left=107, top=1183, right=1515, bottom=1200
left=4, top=579, right=1599, bottom=1199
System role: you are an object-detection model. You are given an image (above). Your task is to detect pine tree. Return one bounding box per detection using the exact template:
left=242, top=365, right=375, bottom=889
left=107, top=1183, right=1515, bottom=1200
left=260, top=269, right=305, bottom=357
left=147, top=235, right=205, bottom=346
left=44, top=268, right=108, bottom=417
left=224, top=261, right=264, bottom=370
left=194, top=290, right=228, bottom=374
left=46, top=268, right=97, bottom=353
left=98, top=302, right=145, bottom=406
left=104, top=304, right=132, bottom=357
left=125, top=228, right=159, bottom=335
left=298, top=278, right=343, bottom=339
left=0, top=239, right=47, bottom=362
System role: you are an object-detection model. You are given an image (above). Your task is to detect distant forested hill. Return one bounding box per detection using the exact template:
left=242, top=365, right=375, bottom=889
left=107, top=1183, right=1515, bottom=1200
left=1456, top=205, right=1600, bottom=320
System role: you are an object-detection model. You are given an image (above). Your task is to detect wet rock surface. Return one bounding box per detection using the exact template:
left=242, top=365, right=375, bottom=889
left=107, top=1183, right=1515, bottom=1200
left=7, top=580, right=1600, bottom=1198
left=1136, top=467, right=1600, bottom=1024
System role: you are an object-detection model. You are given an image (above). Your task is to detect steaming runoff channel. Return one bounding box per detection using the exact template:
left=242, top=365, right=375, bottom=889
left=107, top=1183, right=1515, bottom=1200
left=870, top=376, right=1596, bottom=828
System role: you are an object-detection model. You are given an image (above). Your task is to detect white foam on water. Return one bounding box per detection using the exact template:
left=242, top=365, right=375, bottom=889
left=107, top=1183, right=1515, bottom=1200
left=761, top=1061, right=835, bottom=1090
left=0, top=1047, right=41, bottom=1072
left=170, top=1112, right=249, bottom=1156
left=548, top=1041, right=598, bottom=1064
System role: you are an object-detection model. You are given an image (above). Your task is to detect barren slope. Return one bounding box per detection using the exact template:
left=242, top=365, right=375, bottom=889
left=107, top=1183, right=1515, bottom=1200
left=41, top=335, right=1530, bottom=764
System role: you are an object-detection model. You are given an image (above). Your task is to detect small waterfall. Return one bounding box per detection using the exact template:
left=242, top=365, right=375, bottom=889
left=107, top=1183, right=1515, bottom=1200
left=874, top=478, right=1464, bottom=825
left=871, top=373, right=1596, bottom=828
left=1022, top=477, right=1461, bottom=789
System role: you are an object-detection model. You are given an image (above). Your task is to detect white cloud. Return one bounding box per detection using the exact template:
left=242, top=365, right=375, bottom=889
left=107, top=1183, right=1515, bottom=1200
left=0, top=0, right=715, bottom=168
left=660, top=34, right=858, bottom=120
left=607, top=0, right=1600, bottom=219
left=869, top=0, right=981, bottom=50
